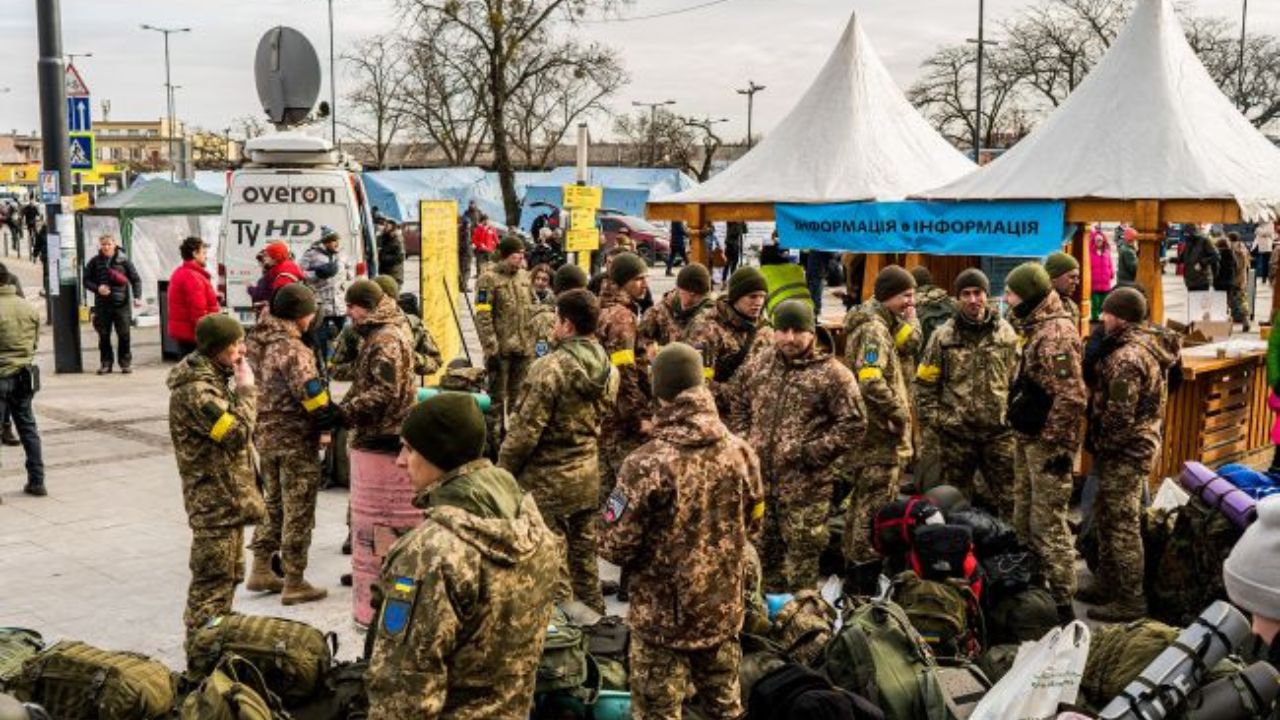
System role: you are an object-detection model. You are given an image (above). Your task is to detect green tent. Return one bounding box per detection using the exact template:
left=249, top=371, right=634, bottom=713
left=82, top=179, right=223, bottom=247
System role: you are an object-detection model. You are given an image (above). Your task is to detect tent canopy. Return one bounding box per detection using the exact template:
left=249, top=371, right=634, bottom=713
left=919, top=0, right=1280, bottom=222
left=653, top=11, right=973, bottom=210
left=519, top=167, right=694, bottom=229
left=85, top=179, right=223, bottom=217
left=362, top=168, right=546, bottom=224
left=137, top=171, right=229, bottom=196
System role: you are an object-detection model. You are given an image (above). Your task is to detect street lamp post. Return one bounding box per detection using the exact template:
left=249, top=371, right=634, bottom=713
left=1238, top=0, right=1249, bottom=109
left=632, top=99, right=676, bottom=166
left=736, top=80, right=765, bottom=149
left=327, top=0, right=336, bottom=145
left=140, top=24, right=190, bottom=181
left=64, top=50, right=91, bottom=66
left=966, top=0, right=998, bottom=163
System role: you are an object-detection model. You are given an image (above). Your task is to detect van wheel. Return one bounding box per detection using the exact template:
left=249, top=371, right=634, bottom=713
left=638, top=244, right=655, bottom=266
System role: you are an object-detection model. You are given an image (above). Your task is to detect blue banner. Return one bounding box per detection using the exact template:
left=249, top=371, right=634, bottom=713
left=776, top=200, right=1066, bottom=257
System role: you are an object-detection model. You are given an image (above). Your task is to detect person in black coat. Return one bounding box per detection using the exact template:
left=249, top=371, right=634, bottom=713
left=82, top=234, right=142, bottom=374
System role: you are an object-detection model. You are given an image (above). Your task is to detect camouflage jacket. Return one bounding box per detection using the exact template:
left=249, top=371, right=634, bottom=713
left=341, top=295, right=417, bottom=450
left=683, top=296, right=773, bottom=416
left=1056, top=289, right=1082, bottom=328
left=915, top=284, right=958, bottom=351
left=167, top=353, right=263, bottom=529
left=1012, top=291, right=1087, bottom=449
left=598, top=386, right=764, bottom=651
left=528, top=304, right=557, bottom=362
left=327, top=323, right=360, bottom=382
left=597, top=284, right=652, bottom=442
left=637, top=289, right=713, bottom=358
left=915, top=308, right=1018, bottom=439
left=476, top=263, right=536, bottom=359
left=727, top=341, right=866, bottom=504
left=367, top=460, right=558, bottom=720
left=498, top=337, right=619, bottom=516
left=402, top=312, right=443, bottom=377
left=843, top=301, right=913, bottom=466
left=1087, top=323, right=1177, bottom=465
left=244, top=314, right=330, bottom=450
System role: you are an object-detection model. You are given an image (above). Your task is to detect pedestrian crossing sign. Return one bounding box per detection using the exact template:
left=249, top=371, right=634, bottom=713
left=69, top=132, right=95, bottom=171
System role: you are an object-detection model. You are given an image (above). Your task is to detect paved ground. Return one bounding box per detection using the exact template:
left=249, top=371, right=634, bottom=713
left=0, top=250, right=1268, bottom=668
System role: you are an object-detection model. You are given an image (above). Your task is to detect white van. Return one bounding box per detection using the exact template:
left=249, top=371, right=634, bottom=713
left=217, top=132, right=377, bottom=323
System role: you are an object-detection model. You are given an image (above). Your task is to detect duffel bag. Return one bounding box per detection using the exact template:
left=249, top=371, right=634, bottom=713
left=187, top=614, right=335, bottom=707
left=11, top=640, right=175, bottom=720
left=985, top=586, right=1058, bottom=646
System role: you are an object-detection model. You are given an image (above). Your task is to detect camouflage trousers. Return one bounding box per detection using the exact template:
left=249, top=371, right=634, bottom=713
left=761, top=496, right=829, bottom=594
left=1013, top=439, right=1077, bottom=605
left=630, top=634, right=742, bottom=720
left=547, top=507, right=605, bottom=614
left=488, top=354, right=532, bottom=434
left=932, top=430, right=1017, bottom=520
left=184, top=526, right=244, bottom=633
left=250, top=447, right=322, bottom=576
left=1093, top=454, right=1148, bottom=603
left=913, top=427, right=942, bottom=495
left=842, top=464, right=900, bottom=566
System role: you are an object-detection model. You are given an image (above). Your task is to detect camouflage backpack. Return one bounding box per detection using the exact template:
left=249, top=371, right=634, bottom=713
left=1144, top=497, right=1241, bottom=626
left=770, top=590, right=838, bottom=667
left=10, top=640, right=176, bottom=720
left=0, top=629, right=43, bottom=689
left=889, top=571, right=977, bottom=659
left=180, top=654, right=285, bottom=720
left=187, top=614, right=335, bottom=707
left=536, top=607, right=589, bottom=695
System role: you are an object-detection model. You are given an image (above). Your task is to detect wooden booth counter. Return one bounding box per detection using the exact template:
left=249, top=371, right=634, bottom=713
left=1159, top=344, right=1271, bottom=480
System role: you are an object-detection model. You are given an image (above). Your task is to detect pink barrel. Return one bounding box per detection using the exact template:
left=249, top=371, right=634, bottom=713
left=350, top=448, right=423, bottom=626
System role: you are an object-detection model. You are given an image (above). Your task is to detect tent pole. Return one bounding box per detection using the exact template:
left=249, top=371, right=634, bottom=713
left=1071, top=223, right=1089, bottom=335
left=1134, top=200, right=1164, bottom=324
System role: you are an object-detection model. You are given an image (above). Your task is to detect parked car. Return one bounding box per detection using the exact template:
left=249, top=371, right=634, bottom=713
left=600, top=214, right=670, bottom=264
left=403, top=221, right=422, bottom=257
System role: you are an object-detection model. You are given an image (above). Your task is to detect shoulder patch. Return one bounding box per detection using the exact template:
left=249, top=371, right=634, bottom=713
left=200, top=401, right=225, bottom=424
left=603, top=487, right=628, bottom=523
left=1109, top=378, right=1133, bottom=405
left=1052, top=352, right=1074, bottom=379
left=534, top=339, right=550, bottom=358
left=862, top=343, right=880, bottom=367
left=379, top=575, right=419, bottom=639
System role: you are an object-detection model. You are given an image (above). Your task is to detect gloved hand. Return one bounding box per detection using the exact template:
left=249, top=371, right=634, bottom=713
left=1042, top=451, right=1073, bottom=476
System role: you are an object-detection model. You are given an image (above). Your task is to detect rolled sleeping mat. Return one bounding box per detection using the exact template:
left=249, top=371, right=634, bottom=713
left=416, top=386, right=492, bottom=413
left=1181, top=662, right=1280, bottom=720
left=1097, top=600, right=1253, bottom=720
left=1180, top=462, right=1258, bottom=530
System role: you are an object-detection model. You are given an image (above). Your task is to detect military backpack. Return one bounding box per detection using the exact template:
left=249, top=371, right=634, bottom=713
left=1144, top=496, right=1241, bottom=627
left=10, top=640, right=176, bottom=720
left=984, top=585, right=1059, bottom=646
left=187, top=614, right=335, bottom=708
left=0, top=629, right=43, bottom=690
left=889, top=570, right=980, bottom=659
left=536, top=607, right=590, bottom=695
left=770, top=590, right=838, bottom=667
left=180, top=654, right=285, bottom=720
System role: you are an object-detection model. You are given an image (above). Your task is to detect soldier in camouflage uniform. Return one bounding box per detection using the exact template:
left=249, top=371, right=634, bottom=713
left=499, top=289, right=618, bottom=613
left=728, top=300, right=865, bottom=593
left=1081, top=288, right=1176, bottom=622
left=600, top=343, right=764, bottom=720
left=638, top=262, right=714, bottom=360
left=596, top=252, right=652, bottom=502
left=367, top=393, right=559, bottom=719
left=243, top=285, right=336, bottom=605
left=915, top=269, right=1018, bottom=518
left=1045, top=251, right=1082, bottom=327
left=684, top=266, right=772, bottom=417
left=1004, top=262, right=1087, bottom=620
left=168, top=315, right=263, bottom=639
left=340, top=281, right=417, bottom=451
left=528, top=264, right=590, bottom=364
left=476, top=235, right=537, bottom=430
left=372, top=275, right=443, bottom=378
left=841, top=266, right=916, bottom=590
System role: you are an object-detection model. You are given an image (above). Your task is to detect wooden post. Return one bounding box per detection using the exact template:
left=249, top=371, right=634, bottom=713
left=861, top=253, right=888, bottom=303
left=689, top=205, right=707, bottom=267
left=1071, top=223, right=1089, bottom=334
left=1134, top=200, right=1164, bottom=324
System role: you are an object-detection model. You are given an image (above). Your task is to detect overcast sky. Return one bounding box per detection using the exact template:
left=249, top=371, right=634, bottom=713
left=1, top=0, right=1276, bottom=144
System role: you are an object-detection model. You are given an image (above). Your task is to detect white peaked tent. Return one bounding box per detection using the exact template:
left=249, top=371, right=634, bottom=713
left=649, top=11, right=974, bottom=213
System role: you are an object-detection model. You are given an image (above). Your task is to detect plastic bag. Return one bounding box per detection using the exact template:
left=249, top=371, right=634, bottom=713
left=969, top=620, right=1091, bottom=720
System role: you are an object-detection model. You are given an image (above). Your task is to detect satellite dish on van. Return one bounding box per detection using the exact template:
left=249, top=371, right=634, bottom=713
left=254, top=26, right=321, bottom=127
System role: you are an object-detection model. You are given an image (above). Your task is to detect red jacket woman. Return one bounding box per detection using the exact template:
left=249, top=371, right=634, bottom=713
left=167, top=237, right=220, bottom=347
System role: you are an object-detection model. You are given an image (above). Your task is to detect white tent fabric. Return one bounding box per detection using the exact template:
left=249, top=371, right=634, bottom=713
left=81, top=214, right=221, bottom=320
left=660, top=12, right=974, bottom=205
left=920, top=0, right=1280, bottom=222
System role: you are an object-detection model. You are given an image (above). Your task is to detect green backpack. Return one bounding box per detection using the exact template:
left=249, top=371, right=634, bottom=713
left=536, top=607, right=589, bottom=694
left=985, top=586, right=1059, bottom=646
left=0, top=629, right=43, bottom=689
left=180, top=655, right=285, bottom=720
left=187, top=614, right=335, bottom=707
left=890, top=571, right=976, bottom=659
left=11, top=640, right=175, bottom=720
left=819, top=598, right=948, bottom=720
left=1145, top=497, right=1241, bottom=627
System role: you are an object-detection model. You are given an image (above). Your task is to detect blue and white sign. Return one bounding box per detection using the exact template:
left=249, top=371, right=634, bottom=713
left=776, top=200, right=1067, bottom=258
left=38, top=171, right=59, bottom=204
left=68, top=133, right=94, bottom=170
left=67, top=96, right=92, bottom=132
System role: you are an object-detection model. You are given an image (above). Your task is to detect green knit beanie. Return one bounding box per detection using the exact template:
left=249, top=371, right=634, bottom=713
left=345, top=279, right=385, bottom=310
left=499, top=234, right=525, bottom=258
left=651, top=342, right=705, bottom=402
left=954, top=268, right=990, bottom=295
left=773, top=299, right=815, bottom=332
left=373, top=274, right=401, bottom=297
left=401, top=392, right=486, bottom=472
left=609, top=251, right=647, bottom=287
left=552, top=263, right=589, bottom=294
left=1005, top=263, right=1052, bottom=306
left=728, top=267, right=768, bottom=303
left=271, top=282, right=318, bottom=320
left=677, top=263, right=712, bottom=295
left=196, top=314, right=245, bottom=357
left=910, top=266, right=933, bottom=288
left=1044, top=251, right=1079, bottom=279
left=1102, top=286, right=1147, bottom=323
left=874, top=265, right=917, bottom=302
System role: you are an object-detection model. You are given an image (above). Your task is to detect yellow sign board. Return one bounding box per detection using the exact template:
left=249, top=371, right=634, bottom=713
left=565, top=207, right=600, bottom=252
left=419, top=200, right=462, bottom=385
left=72, top=193, right=90, bottom=211
left=563, top=184, right=603, bottom=210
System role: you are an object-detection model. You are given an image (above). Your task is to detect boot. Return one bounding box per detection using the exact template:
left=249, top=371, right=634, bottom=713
left=1, top=422, right=19, bottom=446
left=120, top=364, right=132, bottom=375
left=1075, top=577, right=1114, bottom=606
left=842, top=560, right=884, bottom=599
left=97, top=363, right=112, bottom=375
left=1087, top=595, right=1147, bottom=623
left=341, top=533, right=352, bottom=556
left=282, top=575, right=328, bottom=606
left=246, top=555, right=283, bottom=593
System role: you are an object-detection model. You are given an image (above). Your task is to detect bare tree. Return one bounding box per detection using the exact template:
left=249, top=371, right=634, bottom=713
left=613, top=107, right=694, bottom=169
left=343, top=35, right=407, bottom=169
left=680, top=117, right=728, bottom=182
left=908, top=44, right=1025, bottom=150
left=231, top=115, right=268, bottom=141
left=395, top=26, right=491, bottom=166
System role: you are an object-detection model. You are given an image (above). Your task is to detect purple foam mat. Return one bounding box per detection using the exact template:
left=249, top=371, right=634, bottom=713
left=1180, top=461, right=1258, bottom=529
